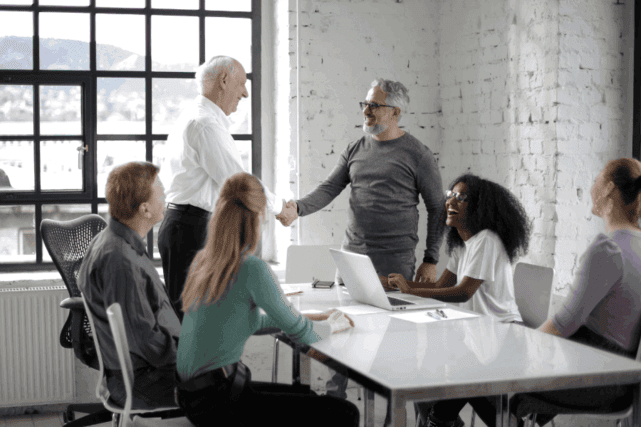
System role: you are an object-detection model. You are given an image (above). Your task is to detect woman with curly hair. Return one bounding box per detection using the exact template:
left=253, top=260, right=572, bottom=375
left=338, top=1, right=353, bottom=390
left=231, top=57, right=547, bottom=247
left=389, top=173, right=531, bottom=323
left=388, top=173, right=532, bottom=427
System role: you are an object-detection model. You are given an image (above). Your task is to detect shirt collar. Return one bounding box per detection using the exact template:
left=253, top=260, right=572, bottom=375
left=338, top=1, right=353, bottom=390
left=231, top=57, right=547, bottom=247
left=196, top=95, right=232, bottom=130
left=107, top=217, right=147, bottom=256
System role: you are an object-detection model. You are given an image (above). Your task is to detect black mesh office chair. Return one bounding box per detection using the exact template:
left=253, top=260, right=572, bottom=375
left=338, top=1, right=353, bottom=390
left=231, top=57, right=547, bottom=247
left=41, top=214, right=112, bottom=426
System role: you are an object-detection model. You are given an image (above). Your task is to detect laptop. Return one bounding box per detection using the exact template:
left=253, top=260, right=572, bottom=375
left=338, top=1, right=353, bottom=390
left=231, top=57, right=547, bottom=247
left=329, top=249, right=446, bottom=311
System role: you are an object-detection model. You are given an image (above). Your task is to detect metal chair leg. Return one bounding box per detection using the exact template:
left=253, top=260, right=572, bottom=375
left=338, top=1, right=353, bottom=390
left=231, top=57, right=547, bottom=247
left=357, top=386, right=362, bottom=401
left=272, top=337, right=280, bottom=383
left=531, top=414, right=537, bottom=427
left=470, top=409, right=476, bottom=427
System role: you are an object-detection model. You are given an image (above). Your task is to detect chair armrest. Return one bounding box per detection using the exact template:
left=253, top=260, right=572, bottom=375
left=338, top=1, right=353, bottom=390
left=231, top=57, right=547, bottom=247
left=60, top=297, right=85, bottom=311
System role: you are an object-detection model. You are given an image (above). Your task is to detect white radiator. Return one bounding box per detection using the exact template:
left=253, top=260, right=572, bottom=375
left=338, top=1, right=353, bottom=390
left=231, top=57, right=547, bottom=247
left=0, top=286, right=75, bottom=407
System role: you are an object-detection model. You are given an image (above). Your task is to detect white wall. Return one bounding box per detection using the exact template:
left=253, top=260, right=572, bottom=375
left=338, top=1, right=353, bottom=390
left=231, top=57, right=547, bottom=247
left=277, top=0, right=634, bottom=297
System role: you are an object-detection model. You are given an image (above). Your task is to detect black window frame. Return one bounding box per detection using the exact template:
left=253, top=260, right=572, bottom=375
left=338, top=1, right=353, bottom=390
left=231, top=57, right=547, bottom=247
left=0, top=0, right=261, bottom=272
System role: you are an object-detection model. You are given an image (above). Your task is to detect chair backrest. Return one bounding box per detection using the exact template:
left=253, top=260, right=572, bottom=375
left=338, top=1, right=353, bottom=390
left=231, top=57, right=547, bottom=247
left=513, top=262, right=555, bottom=328
left=285, top=244, right=341, bottom=283
left=41, top=214, right=107, bottom=297
left=41, top=214, right=107, bottom=365
left=80, top=293, right=112, bottom=408
left=106, top=303, right=134, bottom=419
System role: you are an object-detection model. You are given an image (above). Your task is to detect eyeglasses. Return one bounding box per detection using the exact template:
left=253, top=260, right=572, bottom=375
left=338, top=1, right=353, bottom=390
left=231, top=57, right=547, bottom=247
left=446, top=190, right=468, bottom=202
left=359, top=101, right=397, bottom=111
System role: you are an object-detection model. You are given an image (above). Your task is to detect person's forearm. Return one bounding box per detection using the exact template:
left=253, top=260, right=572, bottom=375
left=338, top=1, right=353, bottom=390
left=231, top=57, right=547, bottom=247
left=405, top=282, right=470, bottom=303
left=424, top=205, right=445, bottom=263
left=297, top=181, right=345, bottom=216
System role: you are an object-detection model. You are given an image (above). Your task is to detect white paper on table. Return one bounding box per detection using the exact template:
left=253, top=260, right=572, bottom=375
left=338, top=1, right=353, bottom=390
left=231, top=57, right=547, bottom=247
left=281, top=284, right=306, bottom=295
left=333, top=304, right=388, bottom=316
left=389, top=308, right=480, bottom=324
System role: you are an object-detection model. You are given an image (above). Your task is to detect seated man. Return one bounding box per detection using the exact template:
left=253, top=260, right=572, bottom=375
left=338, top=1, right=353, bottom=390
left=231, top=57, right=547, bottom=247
left=78, top=161, right=181, bottom=409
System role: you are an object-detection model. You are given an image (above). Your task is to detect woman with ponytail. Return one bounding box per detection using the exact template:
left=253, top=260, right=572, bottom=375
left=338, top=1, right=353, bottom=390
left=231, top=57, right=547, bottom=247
left=175, top=172, right=359, bottom=427
left=505, top=158, right=641, bottom=427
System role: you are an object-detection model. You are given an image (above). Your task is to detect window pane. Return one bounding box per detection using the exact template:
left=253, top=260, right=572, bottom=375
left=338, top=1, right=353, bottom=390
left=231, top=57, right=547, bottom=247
left=229, top=79, right=251, bottom=134
left=0, top=205, right=35, bottom=263
left=0, top=85, right=33, bottom=135
left=152, top=0, right=198, bottom=9
left=41, top=204, right=91, bottom=262
left=97, top=78, right=145, bottom=135
left=40, top=13, right=89, bottom=71
left=97, top=14, right=145, bottom=72
left=40, top=85, right=82, bottom=135
left=235, top=139, right=251, bottom=172
left=40, top=0, right=89, bottom=5
left=152, top=78, right=197, bottom=135
left=96, top=0, right=144, bottom=7
left=97, top=140, right=145, bottom=197
left=41, top=140, right=83, bottom=191
left=205, top=17, right=251, bottom=73
left=206, top=0, right=251, bottom=13
left=152, top=16, right=198, bottom=72
left=0, top=11, right=33, bottom=70
left=0, top=140, right=34, bottom=191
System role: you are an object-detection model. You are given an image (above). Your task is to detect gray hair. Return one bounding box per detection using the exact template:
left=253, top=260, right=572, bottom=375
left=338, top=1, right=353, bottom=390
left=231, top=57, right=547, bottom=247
left=371, top=79, right=410, bottom=122
left=195, top=56, right=236, bottom=95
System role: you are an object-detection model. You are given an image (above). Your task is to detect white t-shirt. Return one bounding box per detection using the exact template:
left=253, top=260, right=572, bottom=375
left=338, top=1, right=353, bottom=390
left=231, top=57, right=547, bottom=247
left=446, top=229, right=522, bottom=323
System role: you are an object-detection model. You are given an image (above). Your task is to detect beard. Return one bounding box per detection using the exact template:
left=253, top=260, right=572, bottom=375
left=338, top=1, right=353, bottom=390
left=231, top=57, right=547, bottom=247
left=363, top=123, right=387, bottom=135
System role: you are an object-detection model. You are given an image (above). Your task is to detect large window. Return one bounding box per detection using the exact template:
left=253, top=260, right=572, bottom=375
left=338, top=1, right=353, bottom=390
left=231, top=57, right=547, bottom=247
left=0, top=0, right=260, bottom=271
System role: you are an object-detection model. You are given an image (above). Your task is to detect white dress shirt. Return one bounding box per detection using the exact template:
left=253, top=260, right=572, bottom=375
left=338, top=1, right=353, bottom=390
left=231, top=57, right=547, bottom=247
left=160, top=95, right=280, bottom=214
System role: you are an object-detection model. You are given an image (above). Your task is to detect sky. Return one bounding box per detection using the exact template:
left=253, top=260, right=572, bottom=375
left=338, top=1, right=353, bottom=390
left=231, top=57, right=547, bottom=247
left=0, top=1, right=251, bottom=68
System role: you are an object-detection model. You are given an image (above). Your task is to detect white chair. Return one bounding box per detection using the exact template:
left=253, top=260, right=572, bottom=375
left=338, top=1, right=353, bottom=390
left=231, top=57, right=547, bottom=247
left=513, top=262, right=555, bottom=328
left=80, top=293, right=189, bottom=427
left=272, top=244, right=341, bottom=383
left=105, top=302, right=193, bottom=427
left=469, top=262, right=555, bottom=427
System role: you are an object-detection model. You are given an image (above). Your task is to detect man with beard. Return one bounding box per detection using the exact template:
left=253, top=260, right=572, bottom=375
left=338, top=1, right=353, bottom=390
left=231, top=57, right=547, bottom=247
left=279, top=79, right=445, bottom=403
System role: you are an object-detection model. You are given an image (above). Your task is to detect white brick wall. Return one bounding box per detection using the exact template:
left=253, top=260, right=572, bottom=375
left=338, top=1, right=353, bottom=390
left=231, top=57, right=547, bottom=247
left=276, top=0, right=632, bottom=298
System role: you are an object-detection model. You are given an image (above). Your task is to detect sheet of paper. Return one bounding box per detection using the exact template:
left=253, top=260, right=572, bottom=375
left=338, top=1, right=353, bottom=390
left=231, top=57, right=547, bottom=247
left=333, top=304, right=388, bottom=316
left=390, top=308, right=480, bottom=324
left=281, top=284, right=305, bottom=295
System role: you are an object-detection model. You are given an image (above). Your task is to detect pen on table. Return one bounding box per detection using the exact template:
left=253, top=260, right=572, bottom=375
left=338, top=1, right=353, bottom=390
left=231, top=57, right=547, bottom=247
left=436, top=309, right=447, bottom=318
left=286, top=291, right=303, bottom=296
left=426, top=311, right=441, bottom=321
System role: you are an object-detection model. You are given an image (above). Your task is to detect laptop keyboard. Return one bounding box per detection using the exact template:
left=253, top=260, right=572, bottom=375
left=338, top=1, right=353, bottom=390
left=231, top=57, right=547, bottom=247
left=388, top=296, right=415, bottom=306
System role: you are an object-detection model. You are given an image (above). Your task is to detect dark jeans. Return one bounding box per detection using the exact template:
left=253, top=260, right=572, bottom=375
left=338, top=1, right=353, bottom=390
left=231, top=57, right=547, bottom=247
left=106, top=365, right=177, bottom=410
left=157, top=207, right=210, bottom=321
left=177, top=367, right=359, bottom=427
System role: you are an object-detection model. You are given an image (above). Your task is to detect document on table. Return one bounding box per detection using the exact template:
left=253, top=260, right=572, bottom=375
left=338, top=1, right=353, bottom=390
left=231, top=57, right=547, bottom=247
left=390, top=307, right=480, bottom=323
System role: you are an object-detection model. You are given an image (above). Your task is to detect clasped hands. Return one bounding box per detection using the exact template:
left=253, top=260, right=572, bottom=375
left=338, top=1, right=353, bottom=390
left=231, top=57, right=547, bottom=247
left=275, top=200, right=298, bottom=227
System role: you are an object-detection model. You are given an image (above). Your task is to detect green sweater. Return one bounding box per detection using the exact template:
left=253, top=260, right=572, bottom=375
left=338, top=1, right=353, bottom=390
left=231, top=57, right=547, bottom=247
left=177, top=255, right=330, bottom=381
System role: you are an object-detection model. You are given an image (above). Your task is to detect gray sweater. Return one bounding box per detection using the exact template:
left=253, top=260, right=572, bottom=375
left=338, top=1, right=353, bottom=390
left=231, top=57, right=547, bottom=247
left=296, top=132, right=445, bottom=264
left=553, top=229, right=641, bottom=353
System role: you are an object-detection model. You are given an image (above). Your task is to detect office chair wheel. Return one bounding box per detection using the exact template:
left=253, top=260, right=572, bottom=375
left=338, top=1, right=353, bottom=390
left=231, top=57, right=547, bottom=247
left=63, top=408, right=75, bottom=423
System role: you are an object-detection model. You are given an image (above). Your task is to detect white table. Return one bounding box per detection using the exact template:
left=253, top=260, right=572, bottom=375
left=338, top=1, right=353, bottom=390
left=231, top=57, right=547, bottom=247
left=277, top=283, right=641, bottom=427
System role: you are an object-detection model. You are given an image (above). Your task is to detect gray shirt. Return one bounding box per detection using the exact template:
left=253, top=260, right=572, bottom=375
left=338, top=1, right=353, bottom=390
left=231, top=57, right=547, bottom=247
left=553, top=229, right=641, bottom=353
left=296, top=132, right=445, bottom=263
left=78, top=218, right=181, bottom=371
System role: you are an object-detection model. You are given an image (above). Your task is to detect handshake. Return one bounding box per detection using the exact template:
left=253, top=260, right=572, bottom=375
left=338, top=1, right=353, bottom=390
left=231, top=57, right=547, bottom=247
left=275, top=200, right=298, bottom=227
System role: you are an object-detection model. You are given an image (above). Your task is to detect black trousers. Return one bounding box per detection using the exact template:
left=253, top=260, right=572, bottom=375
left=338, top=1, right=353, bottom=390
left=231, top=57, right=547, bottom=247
left=157, top=207, right=210, bottom=321
left=106, top=365, right=177, bottom=410
left=177, top=367, right=360, bottom=427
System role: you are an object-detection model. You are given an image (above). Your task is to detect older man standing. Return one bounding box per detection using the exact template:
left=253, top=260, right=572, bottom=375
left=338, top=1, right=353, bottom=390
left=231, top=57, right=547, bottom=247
left=281, top=79, right=446, bottom=401
left=159, top=56, right=295, bottom=320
